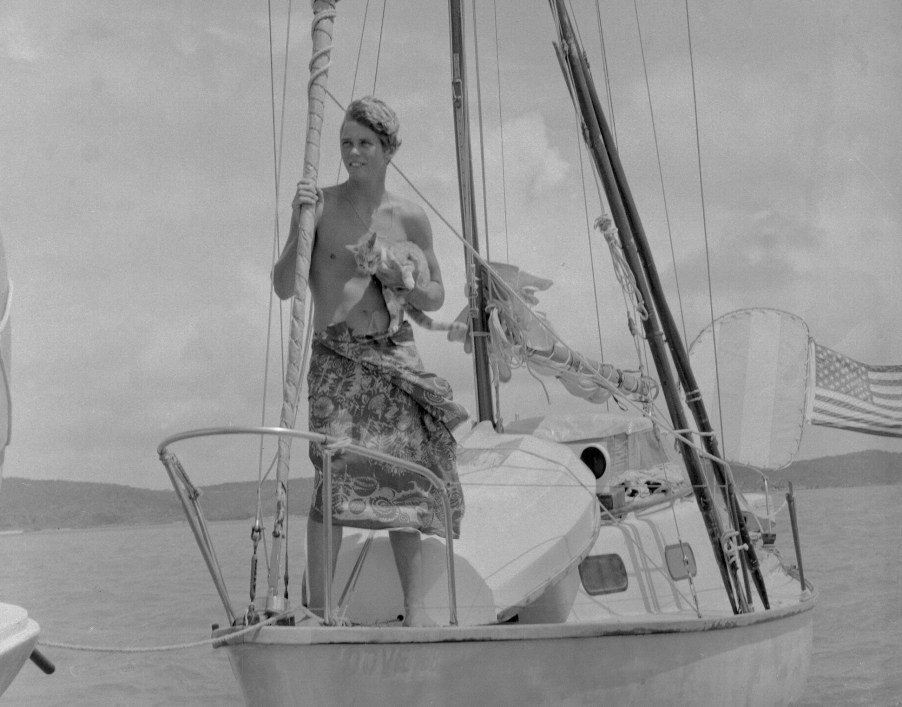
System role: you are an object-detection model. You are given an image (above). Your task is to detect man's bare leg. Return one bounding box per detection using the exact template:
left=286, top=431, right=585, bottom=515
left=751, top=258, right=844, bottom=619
left=389, top=529, right=436, bottom=627
left=305, top=516, right=343, bottom=619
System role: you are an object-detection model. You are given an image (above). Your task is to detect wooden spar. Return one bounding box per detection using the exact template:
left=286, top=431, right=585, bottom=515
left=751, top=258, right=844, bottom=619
left=566, top=7, right=770, bottom=612
left=447, top=0, right=495, bottom=425
left=265, top=0, right=338, bottom=613
left=549, top=0, right=743, bottom=614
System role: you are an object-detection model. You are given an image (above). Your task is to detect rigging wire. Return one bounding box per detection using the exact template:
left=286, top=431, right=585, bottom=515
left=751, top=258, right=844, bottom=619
left=255, top=0, right=299, bottom=594
left=371, top=0, right=388, bottom=93
left=469, top=0, right=493, bottom=262
left=541, top=1, right=621, bottom=403
left=632, top=0, right=714, bottom=580
left=578, top=1, right=652, bottom=408
left=571, top=111, right=607, bottom=366
left=593, top=2, right=617, bottom=148
left=557, top=1, right=670, bottom=430
left=257, top=0, right=298, bottom=537
left=491, top=0, right=510, bottom=263
left=260, top=0, right=324, bottom=593
left=632, top=0, right=689, bottom=349
left=330, top=0, right=373, bottom=184
left=469, top=0, right=504, bottom=420
left=683, top=0, right=728, bottom=452
left=595, top=2, right=652, bottom=397
left=350, top=0, right=374, bottom=96
left=330, top=0, right=389, bottom=185
left=264, top=0, right=293, bottom=409
left=572, top=3, right=612, bottom=377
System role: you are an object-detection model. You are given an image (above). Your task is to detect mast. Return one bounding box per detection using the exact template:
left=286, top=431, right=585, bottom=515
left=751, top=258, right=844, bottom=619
left=447, top=0, right=495, bottom=425
left=550, top=0, right=746, bottom=613
left=266, top=0, right=338, bottom=613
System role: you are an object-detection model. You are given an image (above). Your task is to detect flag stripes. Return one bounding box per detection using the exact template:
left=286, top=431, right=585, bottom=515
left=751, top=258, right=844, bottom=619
left=809, top=343, right=902, bottom=437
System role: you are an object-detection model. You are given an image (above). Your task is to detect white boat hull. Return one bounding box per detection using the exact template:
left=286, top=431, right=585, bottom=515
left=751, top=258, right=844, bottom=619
left=219, top=491, right=816, bottom=706
left=218, top=600, right=814, bottom=707
left=205, top=427, right=816, bottom=706
left=163, top=419, right=816, bottom=706
left=0, top=603, right=39, bottom=696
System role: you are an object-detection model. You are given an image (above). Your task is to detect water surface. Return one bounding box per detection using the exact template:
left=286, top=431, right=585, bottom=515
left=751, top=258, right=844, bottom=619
left=3, top=486, right=900, bottom=705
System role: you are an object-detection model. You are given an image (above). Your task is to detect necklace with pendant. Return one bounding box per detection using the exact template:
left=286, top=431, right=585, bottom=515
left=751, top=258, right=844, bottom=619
left=342, top=183, right=393, bottom=231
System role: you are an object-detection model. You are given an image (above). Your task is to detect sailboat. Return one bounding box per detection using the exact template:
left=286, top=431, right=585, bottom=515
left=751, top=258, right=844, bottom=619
left=157, top=1, right=827, bottom=704
left=0, top=230, right=54, bottom=695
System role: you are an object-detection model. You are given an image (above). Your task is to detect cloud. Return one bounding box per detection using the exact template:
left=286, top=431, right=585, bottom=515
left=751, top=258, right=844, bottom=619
left=0, top=12, right=40, bottom=63
left=487, top=113, right=570, bottom=199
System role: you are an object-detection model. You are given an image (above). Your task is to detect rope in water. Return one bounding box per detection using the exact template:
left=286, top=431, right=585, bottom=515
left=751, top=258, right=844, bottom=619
left=35, top=610, right=299, bottom=654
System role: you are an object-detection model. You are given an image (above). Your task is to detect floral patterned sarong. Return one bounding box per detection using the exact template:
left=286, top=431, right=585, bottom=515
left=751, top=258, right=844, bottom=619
left=307, top=321, right=467, bottom=538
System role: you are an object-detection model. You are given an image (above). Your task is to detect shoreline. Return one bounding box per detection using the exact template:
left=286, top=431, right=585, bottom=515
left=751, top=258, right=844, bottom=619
left=2, top=482, right=900, bottom=534
left=0, top=513, right=313, bottom=536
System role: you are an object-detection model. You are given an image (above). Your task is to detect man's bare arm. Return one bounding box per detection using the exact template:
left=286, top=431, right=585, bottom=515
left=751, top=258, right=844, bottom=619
left=272, top=179, right=322, bottom=300
left=272, top=209, right=299, bottom=300
left=403, top=207, right=444, bottom=312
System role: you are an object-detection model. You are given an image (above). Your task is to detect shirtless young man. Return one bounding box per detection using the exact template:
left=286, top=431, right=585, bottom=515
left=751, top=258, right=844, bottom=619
left=273, top=97, right=465, bottom=627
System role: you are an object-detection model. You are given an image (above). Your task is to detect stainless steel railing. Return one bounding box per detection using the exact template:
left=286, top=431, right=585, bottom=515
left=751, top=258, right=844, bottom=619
left=158, top=426, right=458, bottom=627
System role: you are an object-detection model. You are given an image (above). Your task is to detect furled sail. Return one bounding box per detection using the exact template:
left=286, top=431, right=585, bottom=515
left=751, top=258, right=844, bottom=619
left=448, top=261, right=656, bottom=405
left=689, top=308, right=902, bottom=471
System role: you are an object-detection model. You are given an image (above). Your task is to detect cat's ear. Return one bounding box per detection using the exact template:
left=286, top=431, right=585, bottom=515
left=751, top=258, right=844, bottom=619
left=346, top=244, right=358, bottom=254
left=366, top=231, right=378, bottom=248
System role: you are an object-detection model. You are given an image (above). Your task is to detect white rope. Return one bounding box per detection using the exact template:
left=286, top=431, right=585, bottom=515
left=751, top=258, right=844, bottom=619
left=307, top=9, right=337, bottom=92
left=37, top=610, right=302, bottom=654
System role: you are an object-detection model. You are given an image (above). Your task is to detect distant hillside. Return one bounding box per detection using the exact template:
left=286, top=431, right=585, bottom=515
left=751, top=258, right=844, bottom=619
left=0, top=477, right=313, bottom=532
left=731, top=449, right=902, bottom=490
left=1, top=449, right=899, bottom=532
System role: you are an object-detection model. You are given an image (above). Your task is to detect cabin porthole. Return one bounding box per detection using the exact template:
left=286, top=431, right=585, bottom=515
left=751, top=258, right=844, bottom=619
left=579, top=553, right=628, bottom=595
left=579, top=444, right=611, bottom=480
left=664, top=542, right=697, bottom=580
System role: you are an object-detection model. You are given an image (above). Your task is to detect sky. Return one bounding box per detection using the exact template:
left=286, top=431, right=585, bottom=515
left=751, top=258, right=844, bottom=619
left=1, top=1, right=901, bottom=489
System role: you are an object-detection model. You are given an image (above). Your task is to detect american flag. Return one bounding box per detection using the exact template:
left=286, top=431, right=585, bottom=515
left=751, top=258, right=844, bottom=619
left=808, top=343, right=902, bottom=437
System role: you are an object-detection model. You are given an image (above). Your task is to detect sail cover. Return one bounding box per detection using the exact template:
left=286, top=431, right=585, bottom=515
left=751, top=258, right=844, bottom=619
left=689, top=309, right=810, bottom=470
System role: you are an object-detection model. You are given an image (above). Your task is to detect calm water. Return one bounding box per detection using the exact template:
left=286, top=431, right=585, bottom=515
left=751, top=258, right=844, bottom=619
left=2, top=485, right=901, bottom=706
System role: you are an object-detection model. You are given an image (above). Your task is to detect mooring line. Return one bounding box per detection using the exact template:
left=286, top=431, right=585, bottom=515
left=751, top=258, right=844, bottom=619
left=37, top=610, right=296, bottom=654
